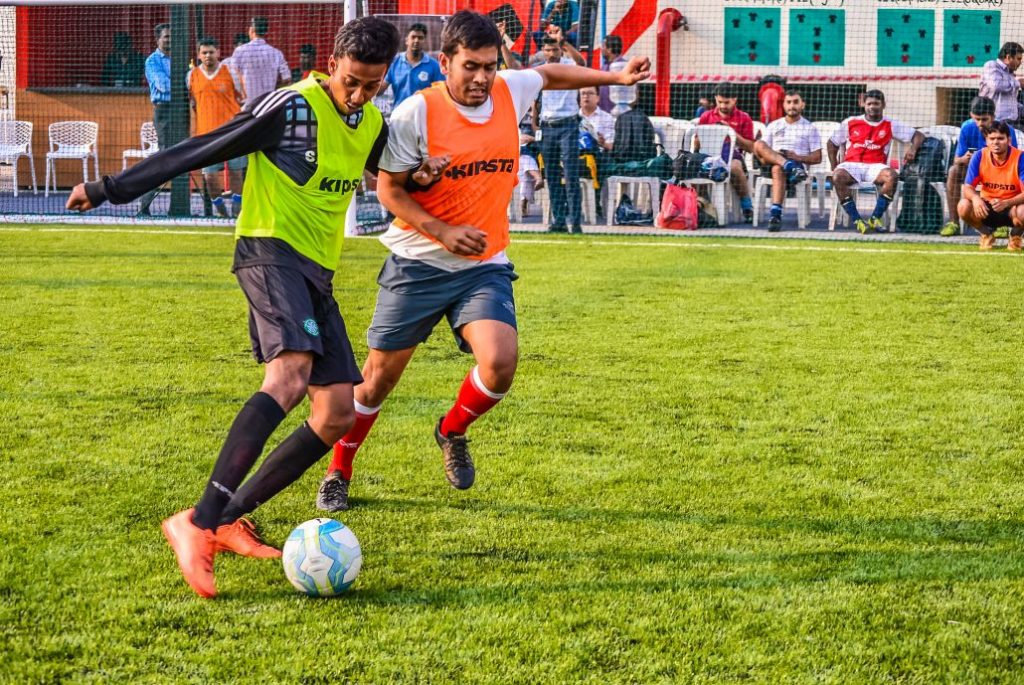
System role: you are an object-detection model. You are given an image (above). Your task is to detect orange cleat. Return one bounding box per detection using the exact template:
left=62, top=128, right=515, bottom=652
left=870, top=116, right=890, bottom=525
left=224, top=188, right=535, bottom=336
left=215, top=518, right=282, bottom=558
left=161, top=508, right=217, bottom=599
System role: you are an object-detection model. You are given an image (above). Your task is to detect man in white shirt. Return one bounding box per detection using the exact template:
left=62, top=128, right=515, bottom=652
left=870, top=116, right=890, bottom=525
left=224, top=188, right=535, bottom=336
left=537, top=36, right=583, bottom=232
left=231, top=16, right=291, bottom=106
left=579, top=86, right=614, bottom=151
left=759, top=89, right=822, bottom=230
left=315, top=9, right=651, bottom=511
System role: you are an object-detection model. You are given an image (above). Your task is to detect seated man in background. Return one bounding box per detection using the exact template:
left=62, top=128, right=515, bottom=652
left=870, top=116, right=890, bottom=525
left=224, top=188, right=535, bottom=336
left=611, top=98, right=656, bottom=163
left=941, top=95, right=1018, bottom=236
left=759, top=88, right=820, bottom=231
left=828, top=89, right=923, bottom=234
left=697, top=81, right=807, bottom=223
left=579, top=86, right=615, bottom=152
left=958, top=120, right=1024, bottom=250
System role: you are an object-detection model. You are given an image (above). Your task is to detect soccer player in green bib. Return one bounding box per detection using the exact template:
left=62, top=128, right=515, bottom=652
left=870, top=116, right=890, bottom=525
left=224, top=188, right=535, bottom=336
left=66, top=18, right=433, bottom=599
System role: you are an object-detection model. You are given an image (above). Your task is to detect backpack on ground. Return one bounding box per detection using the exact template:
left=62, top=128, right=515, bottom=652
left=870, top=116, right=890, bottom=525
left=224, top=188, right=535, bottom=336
left=656, top=184, right=699, bottom=230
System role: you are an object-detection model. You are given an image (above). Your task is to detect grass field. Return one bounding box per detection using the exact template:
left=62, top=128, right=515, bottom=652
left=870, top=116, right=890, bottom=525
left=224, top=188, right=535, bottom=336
left=2, top=226, right=1024, bottom=683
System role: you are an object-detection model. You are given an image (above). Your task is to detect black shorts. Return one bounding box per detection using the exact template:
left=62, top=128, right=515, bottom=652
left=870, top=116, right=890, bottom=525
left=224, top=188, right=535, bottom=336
left=981, top=202, right=1014, bottom=230
left=235, top=263, right=362, bottom=387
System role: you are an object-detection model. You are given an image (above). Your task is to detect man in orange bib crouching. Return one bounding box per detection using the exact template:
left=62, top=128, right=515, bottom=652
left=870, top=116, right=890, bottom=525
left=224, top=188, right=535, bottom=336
left=958, top=120, right=1024, bottom=251
left=314, top=9, right=650, bottom=511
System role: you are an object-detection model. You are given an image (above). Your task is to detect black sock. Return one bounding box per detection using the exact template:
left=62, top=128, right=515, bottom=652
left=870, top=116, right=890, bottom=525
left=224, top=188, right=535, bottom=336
left=219, top=422, right=330, bottom=525
left=192, top=392, right=286, bottom=530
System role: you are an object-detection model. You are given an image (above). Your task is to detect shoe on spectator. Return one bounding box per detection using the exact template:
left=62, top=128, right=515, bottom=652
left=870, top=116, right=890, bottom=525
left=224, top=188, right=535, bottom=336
left=1008, top=235, right=1023, bottom=252
left=994, top=226, right=1010, bottom=239
left=786, top=167, right=808, bottom=185
left=768, top=215, right=782, bottom=232
left=742, top=208, right=753, bottom=223
left=979, top=233, right=996, bottom=250
left=570, top=224, right=583, bottom=234
left=547, top=223, right=567, bottom=233
left=939, top=221, right=959, bottom=237
left=855, top=218, right=872, bottom=234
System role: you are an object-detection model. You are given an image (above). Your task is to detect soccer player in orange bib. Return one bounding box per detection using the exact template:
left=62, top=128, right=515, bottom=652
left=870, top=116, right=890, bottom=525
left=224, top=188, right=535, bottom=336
left=958, top=120, right=1024, bottom=251
left=315, top=9, right=650, bottom=511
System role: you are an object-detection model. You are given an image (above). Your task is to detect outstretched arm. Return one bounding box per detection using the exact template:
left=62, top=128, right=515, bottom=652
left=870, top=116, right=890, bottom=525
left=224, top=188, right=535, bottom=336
left=536, top=55, right=650, bottom=92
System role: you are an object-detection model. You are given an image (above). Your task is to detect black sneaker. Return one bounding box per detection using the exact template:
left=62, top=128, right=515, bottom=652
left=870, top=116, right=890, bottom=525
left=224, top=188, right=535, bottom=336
left=768, top=215, right=782, bottom=232
left=316, top=470, right=351, bottom=512
left=434, top=418, right=475, bottom=490
left=547, top=223, right=567, bottom=233
left=787, top=166, right=808, bottom=185
left=742, top=208, right=754, bottom=223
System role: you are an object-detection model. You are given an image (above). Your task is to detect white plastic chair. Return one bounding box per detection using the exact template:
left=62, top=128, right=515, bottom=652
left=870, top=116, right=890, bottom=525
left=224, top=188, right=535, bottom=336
left=685, top=124, right=738, bottom=225
left=649, top=116, right=692, bottom=158
left=605, top=176, right=660, bottom=225
left=44, top=121, right=99, bottom=197
left=0, top=120, right=38, bottom=196
left=810, top=121, right=840, bottom=217
left=122, top=121, right=159, bottom=170
left=751, top=173, right=813, bottom=229
left=829, top=139, right=906, bottom=232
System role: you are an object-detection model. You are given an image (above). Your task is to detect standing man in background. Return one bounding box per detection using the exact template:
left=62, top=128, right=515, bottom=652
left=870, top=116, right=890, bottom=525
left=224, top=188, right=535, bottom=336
left=384, top=23, right=444, bottom=108
left=537, top=35, right=583, bottom=233
left=137, top=23, right=171, bottom=217
left=979, top=42, right=1024, bottom=127
left=292, top=44, right=318, bottom=83
left=188, top=36, right=245, bottom=218
left=232, top=16, right=291, bottom=107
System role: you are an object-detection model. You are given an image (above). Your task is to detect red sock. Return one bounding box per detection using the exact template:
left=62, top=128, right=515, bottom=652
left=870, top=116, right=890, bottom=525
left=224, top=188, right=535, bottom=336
left=327, top=401, right=380, bottom=480
left=440, top=366, right=506, bottom=436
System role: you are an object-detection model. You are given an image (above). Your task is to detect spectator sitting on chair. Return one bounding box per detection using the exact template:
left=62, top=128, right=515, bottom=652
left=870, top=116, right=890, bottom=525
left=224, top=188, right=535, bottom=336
left=101, top=32, right=145, bottom=87
left=292, top=44, right=317, bottom=83
left=758, top=88, right=820, bottom=231
left=827, top=89, right=923, bottom=234
left=940, top=95, right=1018, bottom=236
left=579, top=86, right=614, bottom=152
left=610, top=98, right=656, bottom=163
left=536, top=36, right=583, bottom=233
left=232, top=16, right=291, bottom=107
left=188, top=36, right=245, bottom=218
left=696, top=81, right=790, bottom=222
left=958, top=120, right=1024, bottom=251
left=979, top=42, right=1024, bottom=127
left=694, top=91, right=712, bottom=119
left=384, top=23, right=445, bottom=108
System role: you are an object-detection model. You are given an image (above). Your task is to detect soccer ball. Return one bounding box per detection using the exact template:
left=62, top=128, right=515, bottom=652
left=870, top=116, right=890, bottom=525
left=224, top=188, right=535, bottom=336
left=282, top=518, right=362, bottom=597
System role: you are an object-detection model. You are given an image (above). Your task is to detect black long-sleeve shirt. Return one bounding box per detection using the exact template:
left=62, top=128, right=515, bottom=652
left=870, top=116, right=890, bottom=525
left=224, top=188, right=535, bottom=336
left=84, top=87, right=389, bottom=207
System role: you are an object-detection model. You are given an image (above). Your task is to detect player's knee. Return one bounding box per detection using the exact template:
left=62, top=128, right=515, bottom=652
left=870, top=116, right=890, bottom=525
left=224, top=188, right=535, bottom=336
left=319, top=407, right=356, bottom=444
left=479, top=354, right=518, bottom=394
left=956, top=198, right=972, bottom=219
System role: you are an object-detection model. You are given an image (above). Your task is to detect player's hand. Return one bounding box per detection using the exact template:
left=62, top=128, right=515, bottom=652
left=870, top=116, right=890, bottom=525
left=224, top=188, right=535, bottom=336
left=973, top=197, right=990, bottom=218
left=991, top=198, right=1010, bottom=213
left=411, top=155, right=450, bottom=187
left=784, top=150, right=799, bottom=161
left=496, top=20, right=507, bottom=37
left=903, top=148, right=917, bottom=165
left=439, top=223, right=487, bottom=256
left=616, top=56, right=652, bottom=85
left=547, top=25, right=564, bottom=43
left=66, top=183, right=94, bottom=212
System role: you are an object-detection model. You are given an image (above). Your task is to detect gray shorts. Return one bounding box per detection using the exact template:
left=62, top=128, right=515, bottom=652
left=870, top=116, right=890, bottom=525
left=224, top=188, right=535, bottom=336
left=235, top=263, right=362, bottom=387
left=367, top=255, right=518, bottom=353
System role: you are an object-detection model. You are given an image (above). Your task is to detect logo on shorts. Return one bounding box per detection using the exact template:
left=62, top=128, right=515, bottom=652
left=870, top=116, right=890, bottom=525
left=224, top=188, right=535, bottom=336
left=503, top=300, right=515, bottom=314
left=302, top=318, right=320, bottom=336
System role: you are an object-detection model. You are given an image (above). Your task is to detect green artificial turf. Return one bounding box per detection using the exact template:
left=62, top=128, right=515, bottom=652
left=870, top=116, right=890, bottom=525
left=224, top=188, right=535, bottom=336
left=1, top=227, right=1023, bottom=683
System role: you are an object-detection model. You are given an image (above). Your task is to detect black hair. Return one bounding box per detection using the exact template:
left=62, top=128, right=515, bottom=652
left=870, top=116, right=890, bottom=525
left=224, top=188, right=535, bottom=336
left=234, top=33, right=249, bottom=46
left=251, top=16, right=269, bottom=36
left=113, top=32, right=132, bottom=49
left=982, top=120, right=1012, bottom=139
left=197, top=36, right=218, bottom=49
left=783, top=88, right=803, bottom=100
left=332, top=16, right=400, bottom=65
left=970, top=95, right=996, bottom=116
left=998, top=42, right=1024, bottom=59
left=300, top=43, right=316, bottom=56
left=440, top=9, right=501, bottom=57
left=154, top=23, right=169, bottom=40
left=864, top=89, right=885, bottom=103
left=542, top=36, right=560, bottom=48
left=714, top=81, right=737, bottom=99
left=604, top=34, right=623, bottom=56
left=408, top=23, right=428, bottom=36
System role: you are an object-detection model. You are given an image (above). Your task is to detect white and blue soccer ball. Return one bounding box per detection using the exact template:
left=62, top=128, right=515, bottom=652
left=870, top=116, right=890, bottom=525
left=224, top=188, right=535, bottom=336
left=282, top=518, right=362, bottom=597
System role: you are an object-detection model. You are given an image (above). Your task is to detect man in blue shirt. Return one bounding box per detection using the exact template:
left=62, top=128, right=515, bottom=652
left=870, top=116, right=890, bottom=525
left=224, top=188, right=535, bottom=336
left=138, top=23, right=171, bottom=216
left=941, top=95, right=1019, bottom=235
left=384, top=23, right=444, bottom=108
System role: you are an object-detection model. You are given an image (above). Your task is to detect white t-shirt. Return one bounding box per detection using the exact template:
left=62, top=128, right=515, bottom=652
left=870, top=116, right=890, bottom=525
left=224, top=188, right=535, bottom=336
left=580, top=107, right=616, bottom=145
left=378, top=69, right=545, bottom=271
left=764, top=116, right=822, bottom=157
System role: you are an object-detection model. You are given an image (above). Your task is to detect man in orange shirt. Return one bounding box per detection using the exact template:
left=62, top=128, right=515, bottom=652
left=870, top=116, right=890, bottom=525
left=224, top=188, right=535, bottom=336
left=314, top=9, right=650, bottom=512
left=958, top=120, right=1024, bottom=250
left=188, top=36, right=245, bottom=217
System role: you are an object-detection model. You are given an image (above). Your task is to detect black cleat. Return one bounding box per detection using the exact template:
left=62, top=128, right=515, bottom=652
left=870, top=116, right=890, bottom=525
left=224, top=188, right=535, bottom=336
left=547, top=223, right=568, bottom=233
left=768, top=215, right=782, bottom=232
left=434, top=418, right=475, bottom=490
left=316, top=470, right=351, bottom=512
left=570, top=224, right=583, bottom=234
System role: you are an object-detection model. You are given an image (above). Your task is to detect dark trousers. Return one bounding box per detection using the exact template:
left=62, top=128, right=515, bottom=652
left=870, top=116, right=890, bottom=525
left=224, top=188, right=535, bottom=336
left=540, top=119, right=582, bottom=226
left=137, top=103, right=171, bottom=214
